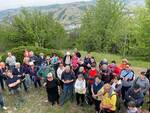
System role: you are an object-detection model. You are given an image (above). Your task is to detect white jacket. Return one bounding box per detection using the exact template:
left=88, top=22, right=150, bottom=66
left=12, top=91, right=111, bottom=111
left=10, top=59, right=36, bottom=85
left=74, top=79, right=86, bottom=94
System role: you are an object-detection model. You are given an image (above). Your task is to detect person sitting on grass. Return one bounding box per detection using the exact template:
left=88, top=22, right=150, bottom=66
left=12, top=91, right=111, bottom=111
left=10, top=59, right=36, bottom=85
left=44, top=73, right=60, bottom=106
left=0, top=88, right=7, bottom=110
left=74, top=74, right=86, bottom=106
left=100, top=83, right=117, bottom=113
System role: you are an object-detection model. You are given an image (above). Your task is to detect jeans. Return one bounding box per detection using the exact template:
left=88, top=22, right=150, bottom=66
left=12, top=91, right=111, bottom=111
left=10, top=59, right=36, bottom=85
left=0, top=93, right=4, bottom=107
left=25, top=74, right=31, bottom=87
left=21, top=80, right=28, bottom=92
left=10, top=88, right=24, bottom=107
left=59, top=84, right=74, bottom=106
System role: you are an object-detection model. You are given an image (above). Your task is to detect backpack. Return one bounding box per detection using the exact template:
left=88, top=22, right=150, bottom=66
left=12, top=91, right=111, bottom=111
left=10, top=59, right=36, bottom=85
left=85, top=93, right=93, bottom=105
left=111, top=93, right=121, bottom=112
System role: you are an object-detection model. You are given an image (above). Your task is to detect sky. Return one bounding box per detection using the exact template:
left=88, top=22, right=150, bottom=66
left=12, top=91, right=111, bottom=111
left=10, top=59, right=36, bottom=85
left=0, top=0, right=91, bottom=11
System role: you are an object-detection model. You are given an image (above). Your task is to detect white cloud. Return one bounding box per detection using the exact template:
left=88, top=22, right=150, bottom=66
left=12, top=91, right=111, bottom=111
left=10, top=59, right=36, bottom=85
left=0, top=0, right=91, bottom=11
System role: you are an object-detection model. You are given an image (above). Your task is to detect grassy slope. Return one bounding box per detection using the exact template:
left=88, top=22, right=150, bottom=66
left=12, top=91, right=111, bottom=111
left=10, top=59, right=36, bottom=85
left=0, top=52, right=150, bottom=113
left=80, top=51, right=150, bottom=68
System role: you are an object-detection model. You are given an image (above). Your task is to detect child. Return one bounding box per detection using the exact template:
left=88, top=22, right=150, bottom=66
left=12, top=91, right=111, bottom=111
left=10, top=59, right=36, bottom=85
left=74, top=74, right=86, bottom=106
left=126, top=101, right=140, bottom=113
left=44, top=73, right=60, bottom=106
left=0, top=89, right=7, bottom=110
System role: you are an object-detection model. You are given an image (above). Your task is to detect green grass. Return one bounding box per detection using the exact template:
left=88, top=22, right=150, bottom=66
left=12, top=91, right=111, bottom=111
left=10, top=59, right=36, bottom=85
left=0, top=87, right=94, bottom=113
left=79, top=51, right=150, bottom=68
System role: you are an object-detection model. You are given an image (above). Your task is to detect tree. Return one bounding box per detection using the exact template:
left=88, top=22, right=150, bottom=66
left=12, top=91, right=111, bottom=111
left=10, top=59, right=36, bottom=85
left=77, top=0, right=126, bottom=53
left=1, top=9, right=68, bottom=49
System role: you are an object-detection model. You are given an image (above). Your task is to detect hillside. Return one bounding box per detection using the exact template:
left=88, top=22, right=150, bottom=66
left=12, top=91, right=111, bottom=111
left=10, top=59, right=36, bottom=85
left=0, top=1, right=94, bottom=25
left=0, top=0, right=145, bottom=26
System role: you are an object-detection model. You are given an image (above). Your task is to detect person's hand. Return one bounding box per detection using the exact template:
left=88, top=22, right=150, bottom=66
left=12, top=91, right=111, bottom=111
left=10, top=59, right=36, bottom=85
left=87, top=63, right=91, bottom=67
left=64, top=80, right=69, bottom=83
left=18, top=75, right=22, bottom=77
left=43, top=82, right=46, bottom=87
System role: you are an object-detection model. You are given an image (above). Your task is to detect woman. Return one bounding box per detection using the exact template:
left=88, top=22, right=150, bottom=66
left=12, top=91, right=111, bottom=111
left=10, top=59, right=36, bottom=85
left=57, top=63, right=65, bottom=89
left=99, top=84, right=117, bottom=113
left=71, top=52, right=79, bottom=76
left=44, top=73, right=60, bottom=106
left=74, top=74, right=86, bottom=106
left=91, top=76, right=104, bottom=113
left=120, top=64, right=134, bottom=100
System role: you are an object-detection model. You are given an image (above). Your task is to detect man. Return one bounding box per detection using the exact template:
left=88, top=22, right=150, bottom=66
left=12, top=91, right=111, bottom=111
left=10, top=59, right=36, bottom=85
left=74, top=48, right=81, bottom=58
left=59, top=65, right=76, bottom=106
left=37, top=53, right=45, bottom=66
left=12, top=62, right=28, bottom=92
left=133, top=69, right=149, bottom=95
left=6, top=70, right=24, bottom=107
left=29, top=62, right=41, bottom=88
left=5, top=52, right=16, bottom=70
left=63, top=52, right=72, bottom=66
left=29, top=51, right=38, bottom=65
left=125, top=84, right=144, bottom=107
left=120, top=64, right=134, bottom=100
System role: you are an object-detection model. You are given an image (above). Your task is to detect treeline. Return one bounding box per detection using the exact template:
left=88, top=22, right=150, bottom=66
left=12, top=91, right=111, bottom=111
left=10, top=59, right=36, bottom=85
left=0, top=0, right=150, bottom=60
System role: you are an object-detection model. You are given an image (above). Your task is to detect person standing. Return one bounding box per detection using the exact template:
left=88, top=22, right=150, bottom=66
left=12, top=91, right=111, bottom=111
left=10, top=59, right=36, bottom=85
left=6, top=70, right=24, bottom=107
left=59, top=66, right=75, bottom=106
left=12, top=62, right=28, bottom=92
left=0, top=88, right=7, bottom=110
left=120, top=64, right=134, bottom=101
left=133, top=69, right=149, bottom=95
left=5, top=52, right=16, bottom=70
left=91, top=76, right=104, bottom=113
left=74, top=74, right=86, bottom=106
left=74, top=48, right=81, bottom=58
left=44, top=73, right=60, bottom=106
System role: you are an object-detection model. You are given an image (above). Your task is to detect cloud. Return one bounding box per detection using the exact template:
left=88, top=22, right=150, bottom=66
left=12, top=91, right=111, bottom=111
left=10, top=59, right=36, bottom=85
left=0, top=0, right=90, bottom=11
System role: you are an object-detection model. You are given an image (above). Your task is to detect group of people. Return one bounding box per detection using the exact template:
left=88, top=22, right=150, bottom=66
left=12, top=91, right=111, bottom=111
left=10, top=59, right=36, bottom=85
left=0, top=48, right=149, bottom=113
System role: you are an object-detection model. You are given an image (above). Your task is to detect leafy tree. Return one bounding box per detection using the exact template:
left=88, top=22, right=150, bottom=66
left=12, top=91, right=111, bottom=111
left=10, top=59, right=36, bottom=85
left=1, top=9, right=68, bottom=49
left=77, top=0, right=126, bottom=53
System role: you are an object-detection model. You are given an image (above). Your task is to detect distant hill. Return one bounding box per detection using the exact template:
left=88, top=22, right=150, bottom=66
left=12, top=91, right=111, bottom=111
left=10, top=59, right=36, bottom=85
left=0, top=0, right=144, bottom=26
left=0, top=1, right=94, bottom=25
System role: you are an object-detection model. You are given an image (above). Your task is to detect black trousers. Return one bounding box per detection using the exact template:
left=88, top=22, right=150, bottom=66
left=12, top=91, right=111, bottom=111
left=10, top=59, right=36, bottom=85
left=34, top=80, right=41, bottom=88
left=94, top=99, right=101, bottom=112
left=76, top=93, right=85, bottom=105
left=121, top=86, right=130, bottom=100
left=101, top=110, right=116, bottom=113
left=0, top=78, right=4, bottom=90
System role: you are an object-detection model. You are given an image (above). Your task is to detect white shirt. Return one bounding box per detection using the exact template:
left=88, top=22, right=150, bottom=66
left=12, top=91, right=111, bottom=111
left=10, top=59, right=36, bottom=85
left=57, top=67, right=65, bottom=80
left=74, top=79, right=86, bottom=94
left=6, top=56, right=16, bottom=66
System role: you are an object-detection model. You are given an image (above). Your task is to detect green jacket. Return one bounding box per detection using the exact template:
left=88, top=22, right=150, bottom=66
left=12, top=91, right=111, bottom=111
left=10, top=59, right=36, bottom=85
left=37, top=65, right=55, bottom=79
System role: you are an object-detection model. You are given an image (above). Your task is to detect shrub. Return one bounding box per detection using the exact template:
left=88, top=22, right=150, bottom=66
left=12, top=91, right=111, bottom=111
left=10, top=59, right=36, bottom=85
left=1, top=46, right=63, bottom=63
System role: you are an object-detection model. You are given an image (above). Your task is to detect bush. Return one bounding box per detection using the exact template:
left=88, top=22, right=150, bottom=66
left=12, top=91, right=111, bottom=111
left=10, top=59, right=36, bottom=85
left=1, top=46, right=63, bottom=63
